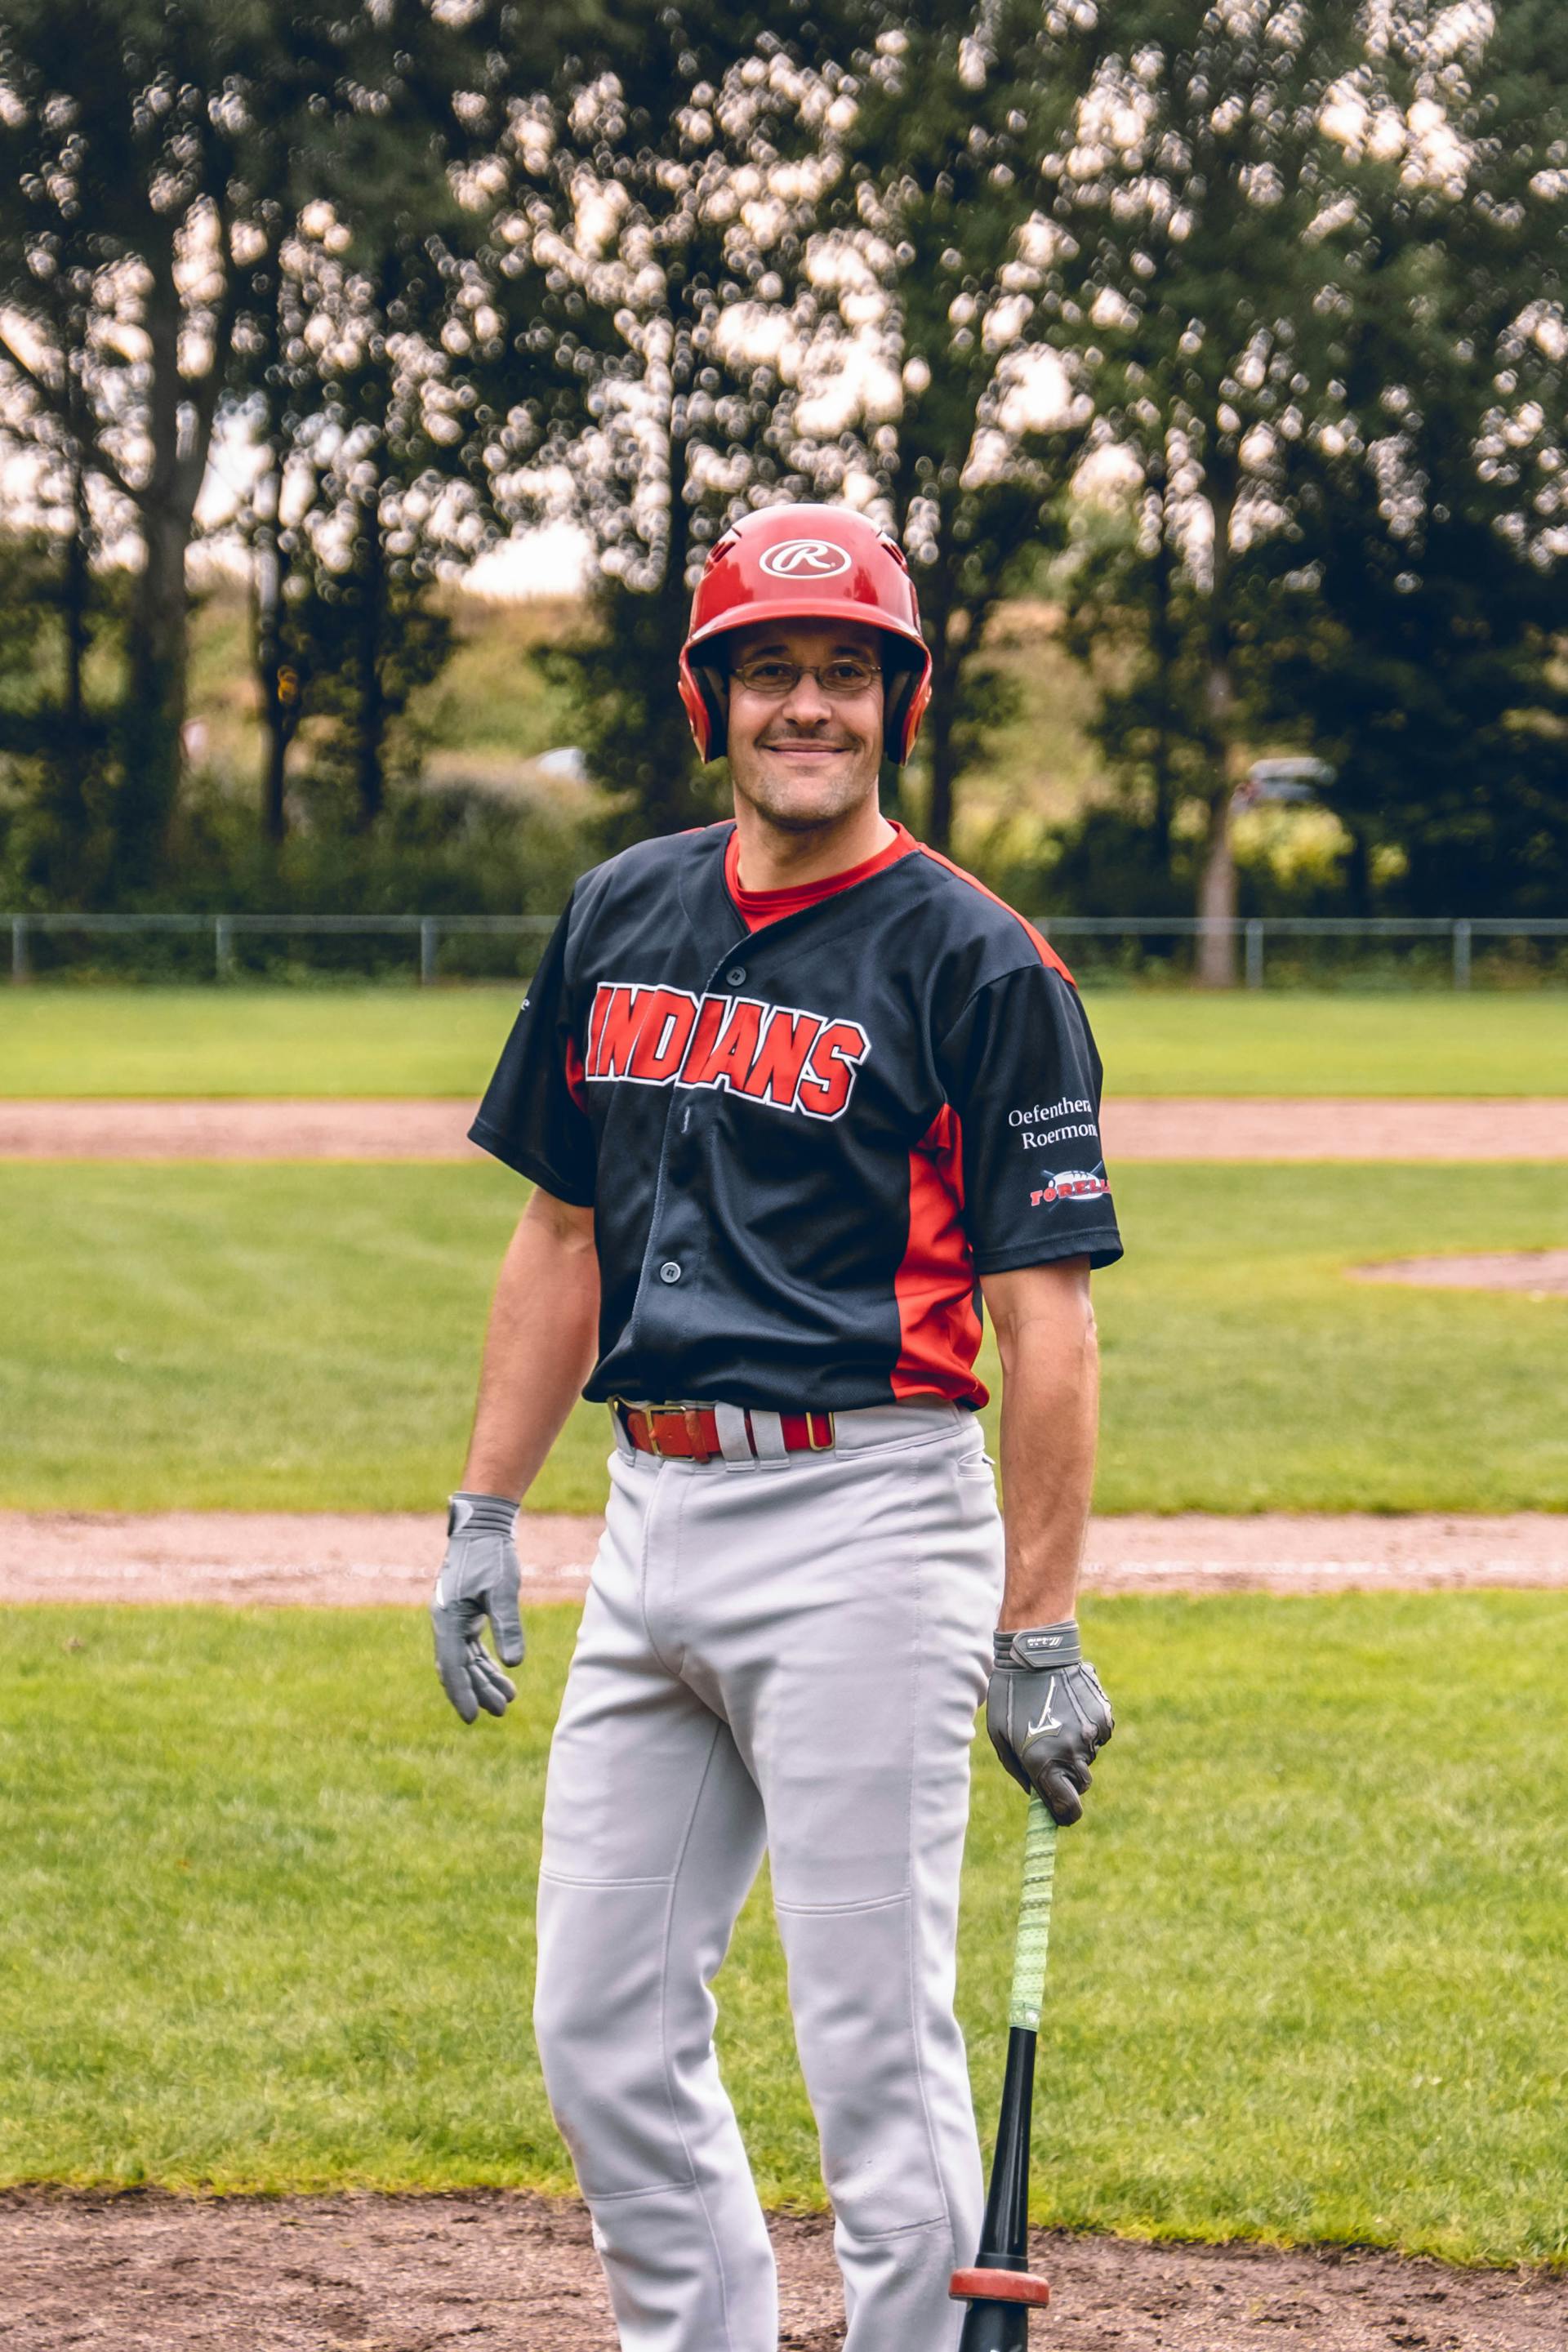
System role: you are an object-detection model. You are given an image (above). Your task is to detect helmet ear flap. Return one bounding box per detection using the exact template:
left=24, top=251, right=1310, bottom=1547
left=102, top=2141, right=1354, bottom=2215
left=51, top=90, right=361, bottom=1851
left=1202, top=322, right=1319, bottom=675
left=678, top=653, right=729, bottom=760
left=882, top=644, right=932, bottom=765
left=693, top=664, right=727, bottom=760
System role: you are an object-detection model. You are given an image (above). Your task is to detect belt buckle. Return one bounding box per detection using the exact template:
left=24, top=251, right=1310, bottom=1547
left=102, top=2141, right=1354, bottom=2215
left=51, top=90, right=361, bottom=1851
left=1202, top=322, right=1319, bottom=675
left=609, top=1397, right=642, bottom=1453
left=807, top=1410, right=835, bottom=1451
left=644, top=1405, right=714, bottom=1463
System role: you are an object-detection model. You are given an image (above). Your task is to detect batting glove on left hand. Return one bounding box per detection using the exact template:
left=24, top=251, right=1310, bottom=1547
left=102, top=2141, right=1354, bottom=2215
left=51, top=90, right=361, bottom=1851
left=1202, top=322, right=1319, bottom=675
left=431, top=1492, right=524, bottom=1723
left=987, top=1621, right=1113, bottom=1827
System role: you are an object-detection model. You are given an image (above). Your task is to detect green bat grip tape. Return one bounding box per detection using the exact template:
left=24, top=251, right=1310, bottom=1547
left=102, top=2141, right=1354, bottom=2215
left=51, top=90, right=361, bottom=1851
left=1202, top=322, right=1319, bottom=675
left=1007, top=1794, right=1058, bottom=2031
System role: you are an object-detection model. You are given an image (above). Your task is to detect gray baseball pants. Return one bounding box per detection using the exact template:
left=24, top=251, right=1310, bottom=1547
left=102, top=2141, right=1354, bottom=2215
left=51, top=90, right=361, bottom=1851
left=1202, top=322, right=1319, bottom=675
left=533, top=1400, right=1004, bottom=2352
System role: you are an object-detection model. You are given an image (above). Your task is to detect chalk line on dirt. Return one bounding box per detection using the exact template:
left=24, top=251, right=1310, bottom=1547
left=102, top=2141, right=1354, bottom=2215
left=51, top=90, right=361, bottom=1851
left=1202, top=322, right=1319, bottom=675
left=3, top=1094, right=1568, bottom=1160
left=2, top=1508, right=1563, bottom=1606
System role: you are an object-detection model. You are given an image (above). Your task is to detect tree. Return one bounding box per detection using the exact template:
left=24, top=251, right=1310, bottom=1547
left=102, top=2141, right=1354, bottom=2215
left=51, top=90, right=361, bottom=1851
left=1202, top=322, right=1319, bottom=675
left=477, top=9, right=852, bottom=839
left=0, top=0, right=514, bottom=888
left=1036, top=0, right=1370, bottom=976
left=800, top=4, right=1101, bottom=852
left=0, top=2, right=267, bottom=883
left=1257, top=0, right=1568, bottom=915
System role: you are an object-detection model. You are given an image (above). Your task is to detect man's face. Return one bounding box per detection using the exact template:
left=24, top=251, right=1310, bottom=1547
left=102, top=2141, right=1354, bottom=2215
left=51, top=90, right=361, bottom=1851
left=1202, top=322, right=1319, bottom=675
left=724, top=621, right=885, bottom=833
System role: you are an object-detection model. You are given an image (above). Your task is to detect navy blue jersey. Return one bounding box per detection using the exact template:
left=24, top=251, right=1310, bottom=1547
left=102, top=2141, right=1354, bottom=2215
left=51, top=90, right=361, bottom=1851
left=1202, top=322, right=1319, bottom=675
left=470, top=822, right=1121, bottom=1411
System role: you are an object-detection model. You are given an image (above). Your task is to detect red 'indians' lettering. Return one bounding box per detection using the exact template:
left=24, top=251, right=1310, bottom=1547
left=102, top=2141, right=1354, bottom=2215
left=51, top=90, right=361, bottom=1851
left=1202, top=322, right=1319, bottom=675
left=584, top=983, right=870, bottom=1121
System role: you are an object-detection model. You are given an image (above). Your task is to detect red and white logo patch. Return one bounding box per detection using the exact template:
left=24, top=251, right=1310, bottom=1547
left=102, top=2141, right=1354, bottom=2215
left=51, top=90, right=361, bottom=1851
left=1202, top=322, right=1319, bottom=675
left=757, top=537, right=853, bottom=581
left=1031, top=1169, right=1110, bottom=1207
left=586, top=982, right=870, bottom=1121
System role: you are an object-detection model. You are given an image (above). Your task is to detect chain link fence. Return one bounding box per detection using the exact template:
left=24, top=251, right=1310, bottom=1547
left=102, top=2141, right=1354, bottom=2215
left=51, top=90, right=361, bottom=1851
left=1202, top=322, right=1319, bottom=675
left=7, top=909, right=1568, bottom=988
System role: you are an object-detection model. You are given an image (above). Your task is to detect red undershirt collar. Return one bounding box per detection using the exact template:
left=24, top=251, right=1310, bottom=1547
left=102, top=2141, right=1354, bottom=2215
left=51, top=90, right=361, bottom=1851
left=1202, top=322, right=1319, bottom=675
left=724, top=820, right=917, bottom=933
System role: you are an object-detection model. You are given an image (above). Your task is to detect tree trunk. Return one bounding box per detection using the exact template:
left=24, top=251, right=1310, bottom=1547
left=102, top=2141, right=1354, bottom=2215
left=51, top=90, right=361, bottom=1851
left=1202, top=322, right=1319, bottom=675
left=1147, top=447, right=1177, bottom=863
left=64, top=452, right=90, bottom=749
left=121, top=500, right=191, bottom=889
left=1196, top=793, right=1237, bottom=986
left=925, top=664, right=959, bottom=853
left=1345, top=820, right=1370, bottom=916
left=54, top=441, right=94, bottom=868
left=355, top=492, right=386, bottom=827
left=1196, top=463, right=1241, bottom=987
left=921, top=574, right=962, bottom=853
left=119, top=240, right=195, bottom=889
left=252, top=475, right=291, bottom=844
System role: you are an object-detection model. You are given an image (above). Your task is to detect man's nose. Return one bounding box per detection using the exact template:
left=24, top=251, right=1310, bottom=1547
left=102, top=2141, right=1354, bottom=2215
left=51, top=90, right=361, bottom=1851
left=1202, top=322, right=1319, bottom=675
left=778, top=668, right=833, bottom=723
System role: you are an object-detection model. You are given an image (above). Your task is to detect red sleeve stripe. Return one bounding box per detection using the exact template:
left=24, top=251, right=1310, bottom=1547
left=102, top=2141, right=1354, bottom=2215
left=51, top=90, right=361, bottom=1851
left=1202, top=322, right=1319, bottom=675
left=564, top=1031, right=588, bottom=1111
left=915, top=844, right=1075, bottom=984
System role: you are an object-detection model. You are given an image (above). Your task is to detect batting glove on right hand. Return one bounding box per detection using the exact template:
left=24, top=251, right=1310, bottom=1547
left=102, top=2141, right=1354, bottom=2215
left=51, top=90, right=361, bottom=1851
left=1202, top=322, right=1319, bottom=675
left=431, top=1492, right=525, bottom=1723
left=987, top=1621, right=1113, bottom=1827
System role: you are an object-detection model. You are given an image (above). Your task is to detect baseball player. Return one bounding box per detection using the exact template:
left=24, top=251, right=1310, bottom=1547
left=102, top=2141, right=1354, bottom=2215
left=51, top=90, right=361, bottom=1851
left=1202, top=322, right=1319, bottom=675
left=432, top=504, right=1121, bottom=2352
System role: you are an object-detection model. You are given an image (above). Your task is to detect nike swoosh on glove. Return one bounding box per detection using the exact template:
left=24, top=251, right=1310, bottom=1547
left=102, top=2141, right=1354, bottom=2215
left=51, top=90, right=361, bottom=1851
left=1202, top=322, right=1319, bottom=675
left=431, top=1492, right=525, bottom=1723
left=987, top=1620, right=1114, bottom=1826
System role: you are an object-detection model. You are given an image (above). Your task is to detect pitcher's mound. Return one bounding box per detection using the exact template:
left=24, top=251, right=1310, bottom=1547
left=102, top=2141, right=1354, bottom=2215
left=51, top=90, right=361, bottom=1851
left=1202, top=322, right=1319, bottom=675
left=1352, top=1250, right=1568, bottom=1296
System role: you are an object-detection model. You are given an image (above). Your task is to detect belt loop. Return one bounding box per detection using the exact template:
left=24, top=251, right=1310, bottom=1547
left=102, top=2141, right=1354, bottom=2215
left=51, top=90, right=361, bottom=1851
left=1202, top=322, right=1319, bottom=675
left=748, top=1409, right=789, bottom=1463
left=608, top=1399, right=638, bottom=1463
left=713, top=1403, right=756, bottom=1465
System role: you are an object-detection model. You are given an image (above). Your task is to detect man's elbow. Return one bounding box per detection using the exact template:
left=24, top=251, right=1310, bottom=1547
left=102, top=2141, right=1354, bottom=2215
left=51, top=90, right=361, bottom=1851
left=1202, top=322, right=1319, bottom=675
left=983, top=1256, right=1095, bottom=1347
left=522, top=1186, right=597, bottom=1255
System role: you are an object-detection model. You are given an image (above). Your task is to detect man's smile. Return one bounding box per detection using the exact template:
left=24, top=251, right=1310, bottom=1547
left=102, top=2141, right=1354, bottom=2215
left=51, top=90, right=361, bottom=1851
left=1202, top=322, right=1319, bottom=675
left=760, top=737, right=855, bottom=760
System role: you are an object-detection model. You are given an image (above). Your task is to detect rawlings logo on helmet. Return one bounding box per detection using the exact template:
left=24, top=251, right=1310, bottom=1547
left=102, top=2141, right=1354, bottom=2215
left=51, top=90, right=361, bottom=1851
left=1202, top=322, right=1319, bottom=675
left=758, top=538, right=853, bottom=580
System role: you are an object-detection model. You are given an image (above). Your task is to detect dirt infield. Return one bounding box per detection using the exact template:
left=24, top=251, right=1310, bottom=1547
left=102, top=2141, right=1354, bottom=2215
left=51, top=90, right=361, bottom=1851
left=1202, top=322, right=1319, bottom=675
left=4, top=1094, right=1568, bottom=1159
left=2, top=1508, right=1563, bottom=1605
left=2, top=2189, right=1564, bottom=2351
left=1353, top=1250, right=1568, bottom=1296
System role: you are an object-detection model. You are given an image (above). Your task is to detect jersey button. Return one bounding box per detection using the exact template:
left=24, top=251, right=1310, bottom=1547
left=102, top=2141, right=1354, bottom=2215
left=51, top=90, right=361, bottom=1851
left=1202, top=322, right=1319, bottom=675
left=725, top=964, right=746, bottom=987
left=658, top=1261, right=682, bottom=1285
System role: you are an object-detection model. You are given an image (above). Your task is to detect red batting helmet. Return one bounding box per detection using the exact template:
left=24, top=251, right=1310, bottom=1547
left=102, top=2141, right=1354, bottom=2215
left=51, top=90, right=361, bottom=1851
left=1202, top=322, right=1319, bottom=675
left=678, top=505, right=933, bottom=765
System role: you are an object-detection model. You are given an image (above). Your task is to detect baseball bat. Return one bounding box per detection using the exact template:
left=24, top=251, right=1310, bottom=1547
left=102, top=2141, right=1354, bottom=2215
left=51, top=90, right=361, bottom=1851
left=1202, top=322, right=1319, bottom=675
left=948, top=1793, right=1057, bottom=2349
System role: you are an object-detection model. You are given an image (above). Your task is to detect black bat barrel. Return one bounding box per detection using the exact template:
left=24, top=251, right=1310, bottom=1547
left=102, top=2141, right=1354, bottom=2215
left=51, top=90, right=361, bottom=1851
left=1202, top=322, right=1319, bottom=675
left=956, top=2025, right=1046, bottom=2350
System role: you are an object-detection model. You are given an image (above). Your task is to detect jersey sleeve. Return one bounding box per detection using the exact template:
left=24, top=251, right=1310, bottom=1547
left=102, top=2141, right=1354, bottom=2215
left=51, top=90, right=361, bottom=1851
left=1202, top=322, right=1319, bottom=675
left=468, top=901, right=596, bottom=1206
left=937, top=962, right=1123, bottom=1275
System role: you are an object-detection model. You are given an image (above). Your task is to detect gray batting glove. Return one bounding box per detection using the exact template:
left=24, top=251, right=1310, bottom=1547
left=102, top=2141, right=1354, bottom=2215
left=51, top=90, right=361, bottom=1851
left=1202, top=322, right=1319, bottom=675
left=987, top=1621, right=1113, bottom=1827
left=431, top=1492, right=524, bottom=1723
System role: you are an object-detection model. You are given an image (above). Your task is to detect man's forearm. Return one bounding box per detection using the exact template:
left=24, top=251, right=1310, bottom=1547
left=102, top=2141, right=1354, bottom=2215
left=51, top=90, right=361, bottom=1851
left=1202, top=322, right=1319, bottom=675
left=461, top=1189, right=600, bottom=1501
left=982, top=1258, right=1099, bottom=1628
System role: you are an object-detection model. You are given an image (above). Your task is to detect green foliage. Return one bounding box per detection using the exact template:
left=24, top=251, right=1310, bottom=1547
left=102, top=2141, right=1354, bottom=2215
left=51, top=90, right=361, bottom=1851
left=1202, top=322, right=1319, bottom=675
left=2, top=1594, right=1566, bottom=2265
left=0, top=533, right=117, bottom=903
left=811, top=5, right=1095, bottom=848
left=535, top=586, right=727, bottom=848
left=0, top=0, right=553, bottom=885
left=285, top=571, right=455, bottom=833
left=167, top=773, right=587, bottom=919
left=472, top=7, right=852, bottom=835
left=1, top=1160, right=1565, bottom=1514
left=1044, top=2, right=1568, bottom=931
left=2, top=6, right=1564, bottom=919
left=1250, top=10, right=1568, bottom=918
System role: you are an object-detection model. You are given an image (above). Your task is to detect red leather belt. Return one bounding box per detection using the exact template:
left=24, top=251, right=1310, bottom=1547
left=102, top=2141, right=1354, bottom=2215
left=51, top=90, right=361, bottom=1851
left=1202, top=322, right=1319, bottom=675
left=616, top=1403, right=835, bottom=1463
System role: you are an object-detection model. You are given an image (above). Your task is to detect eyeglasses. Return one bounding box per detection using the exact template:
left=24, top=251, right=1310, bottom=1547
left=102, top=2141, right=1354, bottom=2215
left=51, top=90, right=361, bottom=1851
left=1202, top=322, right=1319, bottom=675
left=729, top=656, right=883, bottom=699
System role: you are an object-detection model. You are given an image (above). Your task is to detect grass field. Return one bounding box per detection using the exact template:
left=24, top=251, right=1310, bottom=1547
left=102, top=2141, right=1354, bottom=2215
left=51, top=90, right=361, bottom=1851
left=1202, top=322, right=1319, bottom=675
left=2, top=1160, right=1564, bottom=1515
left=1, top=1593, right=1563, bottom=2263
left=2, top=985, right=1566, bottom=1099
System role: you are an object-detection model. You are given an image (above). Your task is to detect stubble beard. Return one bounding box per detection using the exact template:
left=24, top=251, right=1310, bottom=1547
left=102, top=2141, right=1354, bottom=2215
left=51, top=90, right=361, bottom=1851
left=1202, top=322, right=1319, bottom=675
left=730, top=740, right=880, bottom=838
